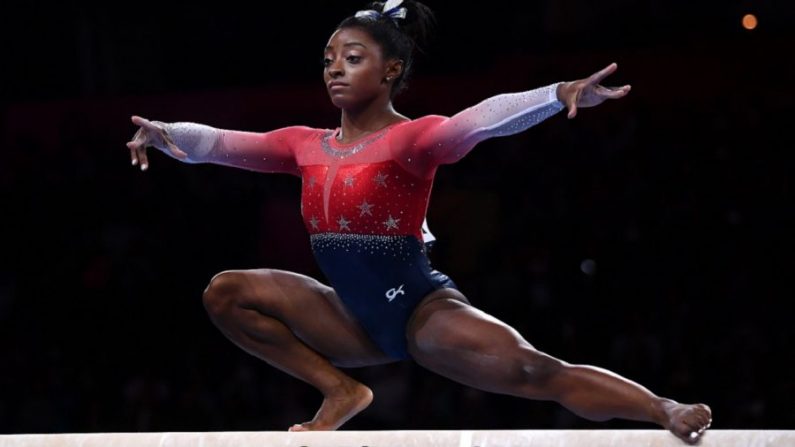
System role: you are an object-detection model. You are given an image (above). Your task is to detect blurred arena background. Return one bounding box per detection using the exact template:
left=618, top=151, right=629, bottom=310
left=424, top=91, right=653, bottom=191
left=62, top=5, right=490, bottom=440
left=0, top=1, right=792, bottom=433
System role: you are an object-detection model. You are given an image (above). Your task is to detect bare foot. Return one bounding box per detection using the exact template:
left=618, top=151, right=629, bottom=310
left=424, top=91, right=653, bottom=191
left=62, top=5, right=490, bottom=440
left=288, top=382, right=373, bottom=431
left=658, top=399, right=713, bottom=445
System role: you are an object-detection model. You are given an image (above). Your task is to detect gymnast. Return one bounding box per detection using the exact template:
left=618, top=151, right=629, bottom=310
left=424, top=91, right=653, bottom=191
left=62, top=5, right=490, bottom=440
left=126, top=1, right=712, bottom=443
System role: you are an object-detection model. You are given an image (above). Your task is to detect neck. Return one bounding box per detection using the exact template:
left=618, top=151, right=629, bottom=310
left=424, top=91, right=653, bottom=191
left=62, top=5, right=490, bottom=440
left=338, top=97, right=406, bottom=142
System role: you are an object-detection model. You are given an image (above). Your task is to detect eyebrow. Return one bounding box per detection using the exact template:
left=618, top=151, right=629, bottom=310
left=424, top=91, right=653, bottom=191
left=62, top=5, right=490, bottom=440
left=324, top=42, right=368, bottom=51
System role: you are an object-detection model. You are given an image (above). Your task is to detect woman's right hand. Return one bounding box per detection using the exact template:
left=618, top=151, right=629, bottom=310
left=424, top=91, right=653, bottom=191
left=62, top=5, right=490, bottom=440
left=127, top=115, right=189, bottom=171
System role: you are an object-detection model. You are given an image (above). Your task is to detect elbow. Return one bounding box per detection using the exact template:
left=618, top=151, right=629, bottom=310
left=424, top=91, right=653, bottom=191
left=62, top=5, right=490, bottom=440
left=439, top=136, right=480, bottom=164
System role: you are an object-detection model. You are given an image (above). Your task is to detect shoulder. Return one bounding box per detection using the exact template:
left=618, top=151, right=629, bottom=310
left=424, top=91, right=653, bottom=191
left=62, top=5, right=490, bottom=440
left=269, top=125, right=326, bottom=138
left=388, top=116, right=453, bottom=172
left=404, top=115, right=449, bottom=129
left=391, top=115, right=450, bottom=138
left=263, top=125, right=329, bottom=146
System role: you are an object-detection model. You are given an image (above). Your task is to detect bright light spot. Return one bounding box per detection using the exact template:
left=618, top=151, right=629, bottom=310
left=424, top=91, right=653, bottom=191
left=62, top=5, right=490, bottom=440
left=580, top=259, right=597, bottom=276
left=742, top=14, right=758, bottom=30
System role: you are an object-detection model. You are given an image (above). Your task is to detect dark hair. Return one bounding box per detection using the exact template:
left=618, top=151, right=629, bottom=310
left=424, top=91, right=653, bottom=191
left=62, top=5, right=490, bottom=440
left=337, top=1, right=435, bottom=98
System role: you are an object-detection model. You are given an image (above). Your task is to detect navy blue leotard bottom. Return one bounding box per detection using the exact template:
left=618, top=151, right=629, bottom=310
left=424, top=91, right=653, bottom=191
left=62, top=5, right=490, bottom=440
left=310, top=233, right=458, bottom=359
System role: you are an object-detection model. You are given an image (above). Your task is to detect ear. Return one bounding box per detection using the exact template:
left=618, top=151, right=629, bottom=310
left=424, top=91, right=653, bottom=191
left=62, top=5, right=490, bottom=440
left=385, top=59, right=404, bottom=81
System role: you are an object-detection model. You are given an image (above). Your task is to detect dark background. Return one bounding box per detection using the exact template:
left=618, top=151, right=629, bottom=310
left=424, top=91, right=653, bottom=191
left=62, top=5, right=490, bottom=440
left=1, top=0, right=793, bottom=433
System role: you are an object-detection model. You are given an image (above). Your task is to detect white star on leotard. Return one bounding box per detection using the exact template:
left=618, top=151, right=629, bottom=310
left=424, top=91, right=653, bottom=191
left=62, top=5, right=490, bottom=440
left=357, top=200, right=374, bottom=216
left=337, top=215, right=351, bottom=231
left=383, top=214, right=400, bottom=230
left=343, top=173, right=355, bottom=188
left=373, top=171, right=389, bottom=188
left=309, top=215, right=319, bottom=230
left=307, top=176, right=317, bottom=189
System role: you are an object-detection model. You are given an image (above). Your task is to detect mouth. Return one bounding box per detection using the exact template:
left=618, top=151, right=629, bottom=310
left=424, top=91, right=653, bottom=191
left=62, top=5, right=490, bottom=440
left=328, top=82, right=349, bottom=90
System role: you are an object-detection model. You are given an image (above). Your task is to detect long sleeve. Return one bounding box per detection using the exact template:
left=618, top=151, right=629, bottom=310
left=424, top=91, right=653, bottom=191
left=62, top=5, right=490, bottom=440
left=396, top=82, right=565, bottom=169
left=152, top=121, right=310, bottom=176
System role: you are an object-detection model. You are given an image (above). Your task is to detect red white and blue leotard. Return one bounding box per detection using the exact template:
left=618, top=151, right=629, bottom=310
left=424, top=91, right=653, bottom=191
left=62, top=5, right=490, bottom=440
left=156, top=83, right=564, bottom=358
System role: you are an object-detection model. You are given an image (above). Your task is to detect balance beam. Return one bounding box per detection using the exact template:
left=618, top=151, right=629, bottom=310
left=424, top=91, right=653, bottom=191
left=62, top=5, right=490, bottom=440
left=0, top=430, right=791, bottom=447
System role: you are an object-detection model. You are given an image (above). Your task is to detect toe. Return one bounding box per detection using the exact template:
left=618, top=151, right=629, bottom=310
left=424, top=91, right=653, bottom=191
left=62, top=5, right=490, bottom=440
left=697, top=406, right=713, bottom=427
left=682, top=428, right=707, bottom=446
left=678, top=419, right=702, bottom=440
left=689, top=431, right=703, bottom=445
left=694, top=413, right=708, bottom=427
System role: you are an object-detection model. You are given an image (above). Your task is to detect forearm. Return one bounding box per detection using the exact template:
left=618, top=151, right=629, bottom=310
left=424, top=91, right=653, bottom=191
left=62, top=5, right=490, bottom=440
left=152, top=121, right=220, bottom=164
left=461, top=82, right=565, bottom=141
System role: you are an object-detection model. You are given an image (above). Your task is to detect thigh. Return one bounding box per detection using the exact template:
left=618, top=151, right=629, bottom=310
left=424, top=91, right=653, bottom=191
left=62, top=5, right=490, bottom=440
left=221, top=268, right=395, bottom=368
left=406, top=289, right=549, bottom=394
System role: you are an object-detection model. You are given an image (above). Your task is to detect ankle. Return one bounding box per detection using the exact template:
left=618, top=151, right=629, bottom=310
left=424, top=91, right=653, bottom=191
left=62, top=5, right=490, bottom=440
left=652, top=398, right=677, bottom=426
left=324, top=379, right=368, bottom=399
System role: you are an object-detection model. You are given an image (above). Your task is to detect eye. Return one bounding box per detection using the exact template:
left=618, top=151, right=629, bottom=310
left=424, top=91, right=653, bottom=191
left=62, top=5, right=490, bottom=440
left=346, top=55, right=362, bottom=64
left=322, top=57, right=333, bottom=67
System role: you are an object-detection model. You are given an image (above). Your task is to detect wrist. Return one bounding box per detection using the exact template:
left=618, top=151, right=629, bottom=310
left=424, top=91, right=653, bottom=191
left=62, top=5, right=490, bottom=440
left=555, top=82, right=568, bottom=104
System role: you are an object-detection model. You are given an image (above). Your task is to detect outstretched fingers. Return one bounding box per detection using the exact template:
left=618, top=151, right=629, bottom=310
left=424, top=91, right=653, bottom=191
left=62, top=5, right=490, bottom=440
left=588, top=62, right=618, bottom=85
left=127, top=129, right=149, bottom=170
left=130, top=115, right=188, bottom=161
left=128, top=116, right=152, bottom=170
left=136, top=144, right=149, bottom=170
left=596, top=84, right=632, bottom=99
left=131, top=115, right=160, bottom=132
left=127, top=128, right=143, bottom=166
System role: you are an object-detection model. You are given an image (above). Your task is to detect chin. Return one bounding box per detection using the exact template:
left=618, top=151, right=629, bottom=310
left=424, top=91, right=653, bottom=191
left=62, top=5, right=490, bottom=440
left=329, top=95, right=357, bottom=110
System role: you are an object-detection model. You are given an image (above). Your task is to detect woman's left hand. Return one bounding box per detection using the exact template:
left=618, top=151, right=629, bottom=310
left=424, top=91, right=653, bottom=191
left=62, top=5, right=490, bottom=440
left=557, top=62, right=631, bottom=119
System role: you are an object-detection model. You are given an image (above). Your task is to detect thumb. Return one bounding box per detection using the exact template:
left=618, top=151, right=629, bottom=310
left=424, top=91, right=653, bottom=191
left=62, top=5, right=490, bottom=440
left=566, top=87, right=581, bottom=119
left=160, top=129, right=188, bottom=160
left=167, top=142, right=189, bottom=160
left=567, top=104, right=578, bottom=119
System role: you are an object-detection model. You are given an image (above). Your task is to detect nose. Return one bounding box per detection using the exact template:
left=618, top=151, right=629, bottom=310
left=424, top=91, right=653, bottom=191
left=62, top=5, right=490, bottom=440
left=328, top=59, right=344, bottom=79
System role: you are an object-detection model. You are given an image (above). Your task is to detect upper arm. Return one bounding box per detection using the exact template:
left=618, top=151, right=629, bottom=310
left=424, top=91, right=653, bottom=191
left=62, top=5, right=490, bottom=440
left=388, top=116, right=455, bottom=178
left=394, top=113, right=487, bottom=171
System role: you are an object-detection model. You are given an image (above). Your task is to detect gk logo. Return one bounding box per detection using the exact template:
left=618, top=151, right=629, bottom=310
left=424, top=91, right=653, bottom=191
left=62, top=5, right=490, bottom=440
left=385, top=284, right=405, bottom=302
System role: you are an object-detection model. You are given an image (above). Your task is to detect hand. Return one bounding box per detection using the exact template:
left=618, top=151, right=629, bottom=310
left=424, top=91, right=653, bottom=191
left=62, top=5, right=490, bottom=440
left=557, top=62, right=631, bottom=119
left=126, top=115, right=188, bottom=171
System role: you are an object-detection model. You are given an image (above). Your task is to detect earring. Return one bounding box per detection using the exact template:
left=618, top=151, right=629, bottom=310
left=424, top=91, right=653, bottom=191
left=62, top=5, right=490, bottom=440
left=385, top=77, right=392, bottom=82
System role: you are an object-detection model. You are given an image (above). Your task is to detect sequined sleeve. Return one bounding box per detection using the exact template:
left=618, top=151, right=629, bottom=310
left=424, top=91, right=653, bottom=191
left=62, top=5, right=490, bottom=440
left=406, top=82, right=565, bottom=166
left=152, top=122, right=308, bottom=175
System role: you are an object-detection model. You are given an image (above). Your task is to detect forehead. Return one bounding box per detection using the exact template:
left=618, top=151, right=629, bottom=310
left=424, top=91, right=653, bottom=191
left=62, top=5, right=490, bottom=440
left=325, top=27, right=379, bottom=50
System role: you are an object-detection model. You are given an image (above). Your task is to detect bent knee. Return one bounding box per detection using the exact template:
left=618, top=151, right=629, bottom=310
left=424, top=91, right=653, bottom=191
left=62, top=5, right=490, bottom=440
left=518, top=349, right=565, bottom=389
left=202, top=270, right=254, bottom=316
